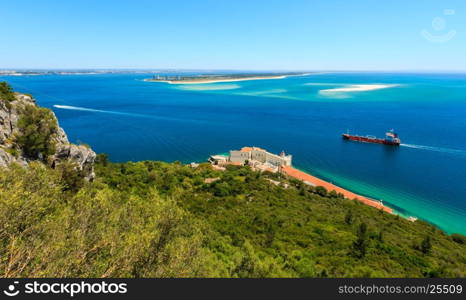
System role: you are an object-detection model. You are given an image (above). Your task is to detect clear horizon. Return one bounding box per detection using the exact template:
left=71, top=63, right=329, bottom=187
left=3, top=69, right=466, bottom=73
left=1, top=0, right=465, bottom=71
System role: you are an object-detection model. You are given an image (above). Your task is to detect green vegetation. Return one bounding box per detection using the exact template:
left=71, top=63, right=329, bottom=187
left=0, top=81, right=15, bottom=102
left=0, top=81, right=16, bottom=109
left=1, top=156, right=465, bottom=278
left=92, top=159, right=466, bottom=277
left=14, top=104, right=58, bottom=160
left=0, top=163, right=215, bottom=277
left=420, top=236, right=433, bottom=255
left=352, top=222, right=368, bottom=258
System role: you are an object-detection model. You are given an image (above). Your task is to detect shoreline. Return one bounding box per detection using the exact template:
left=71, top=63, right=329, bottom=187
left=209, top=147, right=395, bottom=215
left=281, top=165, right=394, bottom=214
left=144, top=75, right=288, bottom=84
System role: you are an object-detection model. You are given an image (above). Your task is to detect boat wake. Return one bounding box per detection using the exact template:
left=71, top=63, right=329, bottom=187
left=401, top=143, right=466, bottom=156
left=53, top=104, right=213, bottom=125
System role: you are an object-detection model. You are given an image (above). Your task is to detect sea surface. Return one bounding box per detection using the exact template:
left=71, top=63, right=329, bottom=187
left=2, top=72, right=466, bottom=234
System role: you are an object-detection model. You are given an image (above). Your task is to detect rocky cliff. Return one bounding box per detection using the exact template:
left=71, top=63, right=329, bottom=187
left=0, top=90, right=96, bottom=180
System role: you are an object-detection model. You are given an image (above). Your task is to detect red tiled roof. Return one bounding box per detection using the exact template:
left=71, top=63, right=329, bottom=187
left=240, top=146, right=265, bottom=152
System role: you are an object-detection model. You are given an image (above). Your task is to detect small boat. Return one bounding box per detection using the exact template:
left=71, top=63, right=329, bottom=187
left=342, top=129, right=401, bottom=146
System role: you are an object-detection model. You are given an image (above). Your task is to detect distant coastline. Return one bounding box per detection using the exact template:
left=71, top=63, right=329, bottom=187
left=144, top=72, right=309, bottom=84
left=0, top=70, right=153, bottom=76
left=146, top=75, right=286, bottom=84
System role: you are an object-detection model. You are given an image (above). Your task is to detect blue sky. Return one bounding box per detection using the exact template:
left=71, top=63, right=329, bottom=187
left=1, top=0, right=465, bottom=70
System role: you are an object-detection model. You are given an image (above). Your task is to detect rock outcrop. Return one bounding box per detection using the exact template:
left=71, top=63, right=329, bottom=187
left=0, top=92, right=96, bottom=180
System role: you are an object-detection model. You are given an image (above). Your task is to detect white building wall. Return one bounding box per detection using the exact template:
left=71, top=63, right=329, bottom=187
left=229, top=148, right=292, bottom=166
left=229, top=150, right=250, bottom=163
left=251, top=149, right=267, bottom=163
left=283, top=155, right=292, bottom=166
left=264, top=153, right=284, bottom=167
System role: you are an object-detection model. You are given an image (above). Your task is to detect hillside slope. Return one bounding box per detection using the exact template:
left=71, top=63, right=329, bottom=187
left=95, top=160, right=466, bottom=277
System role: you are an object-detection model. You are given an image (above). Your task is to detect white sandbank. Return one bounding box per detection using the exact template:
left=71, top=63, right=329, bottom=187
left=319, top=84, right=399, bottom=93
left=175, top=84, right=240, bottom=91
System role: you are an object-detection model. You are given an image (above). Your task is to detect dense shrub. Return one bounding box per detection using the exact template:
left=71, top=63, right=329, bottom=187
left=0, top=163, right=216, bottom=277
left=14, top=104, right=58, bottom=160
left=0, top=81, right=16, bottom=103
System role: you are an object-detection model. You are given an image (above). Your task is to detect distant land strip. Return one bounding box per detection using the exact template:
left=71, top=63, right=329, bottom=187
left=144, top=72, right=311, bottom=84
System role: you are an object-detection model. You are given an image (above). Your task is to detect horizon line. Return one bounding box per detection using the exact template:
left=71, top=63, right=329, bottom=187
left=2, top=68, right=466, bottom=73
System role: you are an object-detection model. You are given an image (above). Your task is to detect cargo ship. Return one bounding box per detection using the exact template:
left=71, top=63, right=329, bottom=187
left=342, top=129, right=401, bottom=146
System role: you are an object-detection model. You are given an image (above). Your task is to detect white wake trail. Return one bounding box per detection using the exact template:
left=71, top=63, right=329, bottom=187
left=401, top=143, right=466, bottom=156
left=53, top=105, right=144, bottom=117
left=53, top=104, right=210, bottom=125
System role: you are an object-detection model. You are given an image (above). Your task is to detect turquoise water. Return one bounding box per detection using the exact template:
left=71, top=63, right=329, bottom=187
left=2, top=72, right=466, bottom=234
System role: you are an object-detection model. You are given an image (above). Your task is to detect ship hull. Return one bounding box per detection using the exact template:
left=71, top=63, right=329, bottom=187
left=342, top=134, right=400, bottom=146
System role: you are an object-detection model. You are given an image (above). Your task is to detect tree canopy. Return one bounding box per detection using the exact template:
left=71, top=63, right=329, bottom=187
left=14, top=104, right=58, bottom=160
left=2, top=157, right=464, bottom=278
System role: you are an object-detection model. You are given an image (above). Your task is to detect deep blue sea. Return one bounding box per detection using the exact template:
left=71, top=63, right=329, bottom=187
left=2, top=72, right=466, bottom=234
